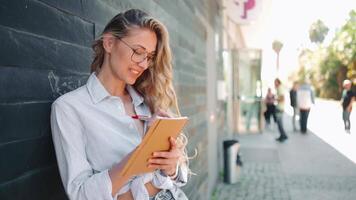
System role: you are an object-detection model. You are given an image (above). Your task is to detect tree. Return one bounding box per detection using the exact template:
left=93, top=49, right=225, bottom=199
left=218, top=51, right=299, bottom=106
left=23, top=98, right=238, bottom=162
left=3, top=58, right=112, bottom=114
left=318, top=51, right=344, bottom=99
left=295, top=10, right=355, bottom=99
left=309, top=19, right=329, bottom=44
left=330, top=10, right=356, bottom=80
left=272, top=40, right=283, bottom=72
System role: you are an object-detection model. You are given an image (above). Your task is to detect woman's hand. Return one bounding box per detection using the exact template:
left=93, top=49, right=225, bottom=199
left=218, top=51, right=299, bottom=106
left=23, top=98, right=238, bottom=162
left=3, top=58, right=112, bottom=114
left=146, top=109, right=171, bottom=127
left=148, top=137, right=182, bottom=178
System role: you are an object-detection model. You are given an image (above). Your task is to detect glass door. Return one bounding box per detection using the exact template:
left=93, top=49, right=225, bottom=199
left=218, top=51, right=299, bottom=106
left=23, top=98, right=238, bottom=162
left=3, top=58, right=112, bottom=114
left=233, top=49, right=262, bottom=134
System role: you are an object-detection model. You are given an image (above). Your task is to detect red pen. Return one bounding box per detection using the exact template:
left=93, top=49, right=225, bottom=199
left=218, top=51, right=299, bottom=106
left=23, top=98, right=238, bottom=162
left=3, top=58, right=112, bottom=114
left=131, top=115, right=151, bottom=121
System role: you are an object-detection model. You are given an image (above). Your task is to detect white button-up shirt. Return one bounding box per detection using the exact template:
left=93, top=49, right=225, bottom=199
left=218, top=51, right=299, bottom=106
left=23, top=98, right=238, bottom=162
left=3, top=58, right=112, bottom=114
left=50, top=73, right=187, bottom=200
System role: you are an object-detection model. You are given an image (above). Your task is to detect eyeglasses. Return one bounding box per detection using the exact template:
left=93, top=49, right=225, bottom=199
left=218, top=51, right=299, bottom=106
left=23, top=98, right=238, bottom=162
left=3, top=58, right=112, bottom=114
left=118, top=38, right=156, bottom=65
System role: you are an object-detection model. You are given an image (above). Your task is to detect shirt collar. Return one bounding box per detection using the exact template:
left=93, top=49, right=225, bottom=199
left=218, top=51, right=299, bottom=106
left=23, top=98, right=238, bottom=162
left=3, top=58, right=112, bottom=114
left=86, top=73, right=144, bottom=106
left=126, top=85, right=144, bottom=107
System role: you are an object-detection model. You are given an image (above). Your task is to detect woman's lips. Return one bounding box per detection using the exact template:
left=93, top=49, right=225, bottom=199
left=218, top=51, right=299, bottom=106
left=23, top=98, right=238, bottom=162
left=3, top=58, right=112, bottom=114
left=130, top=68, right=140, bottom=75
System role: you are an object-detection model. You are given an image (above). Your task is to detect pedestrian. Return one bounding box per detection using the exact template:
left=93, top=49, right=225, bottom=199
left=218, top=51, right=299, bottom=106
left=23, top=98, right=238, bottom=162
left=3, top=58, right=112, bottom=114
left=297, top=81, right=315, bottom=134
left=264, top=87, right=277, bottom=127
left=289, top=81, right=298, bottom=131
left=274, top=78, right=288, bottom=142
left=50, top=9, right=189, bottom=200
left=341, top=79, right=355, bottom=133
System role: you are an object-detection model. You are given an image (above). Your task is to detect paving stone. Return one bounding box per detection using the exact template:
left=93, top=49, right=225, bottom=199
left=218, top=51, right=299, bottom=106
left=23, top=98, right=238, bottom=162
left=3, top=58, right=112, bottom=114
left=213, top=114, right=356, bottom=200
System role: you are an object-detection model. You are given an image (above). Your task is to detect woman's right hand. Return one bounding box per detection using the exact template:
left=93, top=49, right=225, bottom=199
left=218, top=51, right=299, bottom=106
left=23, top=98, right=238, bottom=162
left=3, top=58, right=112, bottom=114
left=147, top=109, right=171, bottom=127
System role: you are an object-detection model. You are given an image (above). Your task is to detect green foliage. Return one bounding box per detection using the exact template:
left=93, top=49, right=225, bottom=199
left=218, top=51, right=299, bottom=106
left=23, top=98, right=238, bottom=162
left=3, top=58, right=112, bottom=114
left=309, top=19, right=329, bottom=44
left=318, top=52, right=343, bottom=99
left=297, top=10, right=355, bottom=99
left=331, top=10, right=356, bottom=79
left=272, top=40, right=283, bottom=53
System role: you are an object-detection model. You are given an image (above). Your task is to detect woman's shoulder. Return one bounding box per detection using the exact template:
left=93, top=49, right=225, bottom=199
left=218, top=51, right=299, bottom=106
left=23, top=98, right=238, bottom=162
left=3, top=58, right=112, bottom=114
left=52, top=85, right=88, bottom=108
left=51, top=86, right=88, bottom=130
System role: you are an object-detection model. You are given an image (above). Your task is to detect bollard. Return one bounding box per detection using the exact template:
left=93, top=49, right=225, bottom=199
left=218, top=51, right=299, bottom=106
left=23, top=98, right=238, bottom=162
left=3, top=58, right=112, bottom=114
left=223, top=140, right=240, bottom=184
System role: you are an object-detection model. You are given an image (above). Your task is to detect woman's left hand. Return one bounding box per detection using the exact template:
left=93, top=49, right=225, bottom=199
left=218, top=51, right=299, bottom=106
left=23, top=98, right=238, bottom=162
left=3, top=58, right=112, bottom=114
left=148, top=136, right=182, bottom=177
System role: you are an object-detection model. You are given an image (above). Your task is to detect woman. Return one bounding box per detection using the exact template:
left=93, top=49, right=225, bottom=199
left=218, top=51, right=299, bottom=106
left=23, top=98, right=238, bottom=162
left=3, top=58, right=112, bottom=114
left=51, top=9, right=189, bottom=200
left=264, top=88, right=276, bottom=126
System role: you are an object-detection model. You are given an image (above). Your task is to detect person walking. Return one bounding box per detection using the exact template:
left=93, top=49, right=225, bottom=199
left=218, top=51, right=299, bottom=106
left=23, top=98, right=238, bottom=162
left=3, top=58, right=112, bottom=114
left=341, top=79, right=355, bottom=133
left=289, top=81, right=298, bottom=131
left=274, top=78, right=288, bottom=142
left=297, top=81, right=315, bottom=134
left=264, top=88, right=277, bottom=127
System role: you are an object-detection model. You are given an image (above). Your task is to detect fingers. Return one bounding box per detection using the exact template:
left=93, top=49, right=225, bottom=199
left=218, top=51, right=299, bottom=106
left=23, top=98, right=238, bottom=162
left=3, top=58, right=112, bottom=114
left=152, top=137, right=179, bottom=158
left=149, top=140, right=181, bottom=172
left=147, top=157, right=177, bottom=173
left=169, top=137, right=177, bottom=150
left=148, top=137, right=182, bottom=175
left=148, top=156, right=177, bottom=176
left=148, top=158, right=176, bottom=165
left=154, top=109, right=171, bottom=118
left=147, top=110, right=171, bottom=127
left=152, top=150, right=180, bottom=159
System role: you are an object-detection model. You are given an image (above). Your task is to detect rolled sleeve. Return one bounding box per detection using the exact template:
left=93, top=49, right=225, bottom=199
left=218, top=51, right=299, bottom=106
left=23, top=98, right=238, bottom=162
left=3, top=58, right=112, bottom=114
left=158, top=164, right=188, bottom=187
left=173, top=164, right=188, bottom=187
left=51, top=100, right=114, bottom=200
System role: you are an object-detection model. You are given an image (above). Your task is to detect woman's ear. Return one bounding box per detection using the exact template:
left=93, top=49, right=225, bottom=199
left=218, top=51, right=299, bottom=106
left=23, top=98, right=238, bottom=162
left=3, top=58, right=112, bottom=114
left=102, top=33, right=115, bottom=53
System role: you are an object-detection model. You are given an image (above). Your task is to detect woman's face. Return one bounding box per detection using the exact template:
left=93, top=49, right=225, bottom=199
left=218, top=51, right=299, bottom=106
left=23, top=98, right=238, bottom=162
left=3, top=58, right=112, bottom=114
left=105, top=28, right=157, bottom=85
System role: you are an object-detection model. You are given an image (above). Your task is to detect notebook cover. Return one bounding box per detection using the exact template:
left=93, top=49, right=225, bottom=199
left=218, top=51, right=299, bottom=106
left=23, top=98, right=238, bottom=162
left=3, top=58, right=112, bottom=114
left=120, top=117, right=188, bottom=177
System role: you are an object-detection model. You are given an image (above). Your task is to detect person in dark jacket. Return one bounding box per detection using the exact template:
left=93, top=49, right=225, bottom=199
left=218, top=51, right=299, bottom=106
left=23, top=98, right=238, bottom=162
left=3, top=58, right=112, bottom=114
left=341, top=79, right=355, bottom=133
left=289, top=81, right=298, bottom=131
left=264, top=88, right=277, bottom=126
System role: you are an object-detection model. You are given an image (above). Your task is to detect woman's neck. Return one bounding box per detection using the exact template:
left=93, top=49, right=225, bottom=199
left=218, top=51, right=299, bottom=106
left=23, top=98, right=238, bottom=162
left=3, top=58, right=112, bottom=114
left=96, top=67, right=127, bottom=97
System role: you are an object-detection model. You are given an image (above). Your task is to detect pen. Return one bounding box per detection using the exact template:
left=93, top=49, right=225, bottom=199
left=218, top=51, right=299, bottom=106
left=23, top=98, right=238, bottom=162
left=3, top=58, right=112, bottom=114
left=131, top=115, right=151, bottom=121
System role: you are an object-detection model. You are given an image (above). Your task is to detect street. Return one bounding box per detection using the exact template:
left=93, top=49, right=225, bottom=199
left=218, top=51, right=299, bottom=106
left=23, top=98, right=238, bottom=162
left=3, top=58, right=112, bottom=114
left=286, top=98, right=356, bottom=164
left=214, top=98, right=356, bottom=200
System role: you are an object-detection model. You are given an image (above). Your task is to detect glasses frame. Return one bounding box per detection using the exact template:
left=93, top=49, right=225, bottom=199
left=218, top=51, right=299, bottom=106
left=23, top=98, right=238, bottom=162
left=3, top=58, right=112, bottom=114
left=117, top=38, right=155, bottom=65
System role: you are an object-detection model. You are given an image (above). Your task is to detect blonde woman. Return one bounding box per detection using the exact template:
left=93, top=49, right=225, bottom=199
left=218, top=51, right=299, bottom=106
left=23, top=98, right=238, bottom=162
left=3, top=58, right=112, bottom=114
left=51, top=9, right=189, bottom=200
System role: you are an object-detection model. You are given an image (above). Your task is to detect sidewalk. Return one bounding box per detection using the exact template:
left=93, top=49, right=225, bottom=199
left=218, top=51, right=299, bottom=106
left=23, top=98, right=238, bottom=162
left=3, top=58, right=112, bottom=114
left=213, top=112, right=356, bottom=200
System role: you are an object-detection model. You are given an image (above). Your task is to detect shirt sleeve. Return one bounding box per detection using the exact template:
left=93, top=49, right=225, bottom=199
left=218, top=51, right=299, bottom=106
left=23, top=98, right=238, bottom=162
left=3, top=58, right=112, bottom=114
left=158, top=163, right=189, bottom=187
left=172, top=163, right=189, bottom=187
left=50, top=100, right=114, bottom=200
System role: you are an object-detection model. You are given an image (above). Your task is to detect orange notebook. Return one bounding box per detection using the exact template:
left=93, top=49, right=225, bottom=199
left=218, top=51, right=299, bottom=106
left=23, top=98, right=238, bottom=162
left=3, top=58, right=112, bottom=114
left=120, top=117, right=188, bottom=178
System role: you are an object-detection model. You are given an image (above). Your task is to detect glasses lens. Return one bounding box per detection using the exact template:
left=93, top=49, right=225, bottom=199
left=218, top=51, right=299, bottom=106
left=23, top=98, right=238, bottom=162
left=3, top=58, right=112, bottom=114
left=132, top=48, right=147, bottom=63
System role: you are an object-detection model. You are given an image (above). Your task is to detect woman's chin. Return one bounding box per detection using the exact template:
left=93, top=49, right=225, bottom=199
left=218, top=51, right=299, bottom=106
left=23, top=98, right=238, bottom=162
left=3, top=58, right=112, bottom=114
left=126, top=78, right=138, bottom=85
left=127, top=73, right=143, bottom=85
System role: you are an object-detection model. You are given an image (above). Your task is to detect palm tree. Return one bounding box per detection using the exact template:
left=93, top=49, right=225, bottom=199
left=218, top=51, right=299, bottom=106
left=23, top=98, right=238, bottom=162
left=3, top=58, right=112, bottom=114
left=272, top=40, right=283, bottom=72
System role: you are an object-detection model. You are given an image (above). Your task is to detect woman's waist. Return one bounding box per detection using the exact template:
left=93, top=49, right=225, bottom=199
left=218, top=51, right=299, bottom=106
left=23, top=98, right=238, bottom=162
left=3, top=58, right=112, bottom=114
left=117, top=182, right=161, bottom=200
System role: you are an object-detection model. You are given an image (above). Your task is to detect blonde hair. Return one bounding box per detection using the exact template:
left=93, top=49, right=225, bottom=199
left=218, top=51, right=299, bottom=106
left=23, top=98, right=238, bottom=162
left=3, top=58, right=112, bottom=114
left=91, top=9, right=193, bottom=171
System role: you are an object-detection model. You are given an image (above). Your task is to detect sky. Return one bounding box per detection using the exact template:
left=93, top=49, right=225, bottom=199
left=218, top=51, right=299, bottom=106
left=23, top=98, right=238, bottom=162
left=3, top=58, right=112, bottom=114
left=258, top=0, right=356, bottom=88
